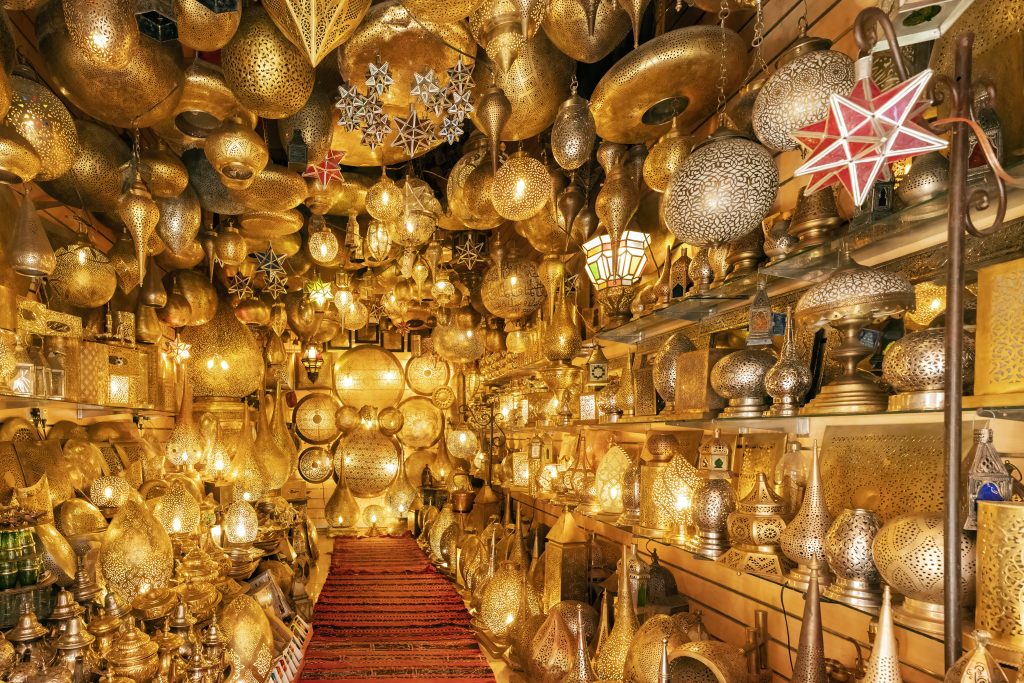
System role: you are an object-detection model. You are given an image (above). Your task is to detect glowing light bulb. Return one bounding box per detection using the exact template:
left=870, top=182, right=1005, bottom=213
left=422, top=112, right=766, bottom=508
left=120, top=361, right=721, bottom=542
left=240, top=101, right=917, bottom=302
left=171, top=517, right=182, bottom=533
left=104, top=486, right=113, bottom=499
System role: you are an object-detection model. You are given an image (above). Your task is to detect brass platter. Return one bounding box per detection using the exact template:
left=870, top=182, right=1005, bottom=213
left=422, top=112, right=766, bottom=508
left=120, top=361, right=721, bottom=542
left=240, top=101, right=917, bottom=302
left=589, top=25, right=748, bottom=143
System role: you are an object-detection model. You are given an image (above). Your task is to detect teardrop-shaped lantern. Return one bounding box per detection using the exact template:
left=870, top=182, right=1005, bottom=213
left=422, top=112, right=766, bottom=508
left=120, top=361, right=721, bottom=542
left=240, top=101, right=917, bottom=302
left=254, top=392, right=292, bottom=491
left=99, top=499, right=174, bottom=601
left=135, top=300, right=164, bottom=344
left=325, top=463, right=361, bottom=529
left=475, top=84, right=511, bottom=173
left=551, top=89, right=596, bottom=171
left=595, top=142, right=638, bottom=245
left=140, top=258, right=168, bottom=308
left=109, top=230, right=141, bottom=293
left=229, top=407, right=266, bottom=503
left=118, top=171, right=161, bottom=283
left=179, top=300, right=262, bottom=398
left=140, top=143, right=189, bottom=198
left=165, top=379, right=203, bottom=467
left=156, top=185, right=202, bottom=254
left=271, top=383, right=298, bottom=472
left=153, top=478, right=201, bottom=537
left=10, top=193, right=55, bottom=278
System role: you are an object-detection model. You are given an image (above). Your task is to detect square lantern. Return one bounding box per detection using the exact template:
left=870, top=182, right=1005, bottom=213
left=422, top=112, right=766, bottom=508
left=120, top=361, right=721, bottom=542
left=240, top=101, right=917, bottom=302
left=136, top=0, right=178, bottom=41
left=543, top=509, right=589, bottom=611
left=583, top=231, right=650, bottom=290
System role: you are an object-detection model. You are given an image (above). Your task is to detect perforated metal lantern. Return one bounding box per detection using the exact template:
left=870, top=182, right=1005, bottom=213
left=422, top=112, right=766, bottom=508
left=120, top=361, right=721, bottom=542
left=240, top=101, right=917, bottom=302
left=263, top=0, right=371, bottom=67
left=50, top=236, right=118, bottom=309
left=99, top=500, right=174, bottom=601
left=333, top=345, right=405, bottom=410
left=662, top=131, right=778, bottom=247
left=332, top=426, right=401, bottom=497
left=491, top=150, right=552, bottom=221
left=481, top=245, right=545, bottom=322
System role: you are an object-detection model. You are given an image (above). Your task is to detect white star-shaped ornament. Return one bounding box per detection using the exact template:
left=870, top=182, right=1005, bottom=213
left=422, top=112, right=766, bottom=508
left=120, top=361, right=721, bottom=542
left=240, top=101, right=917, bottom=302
left=411, top=70, right=441, bottom=107
left=793, top=66, right=947, bottom=206
left=438, top=115, right=464, bottom=145
left=454, top=237, right=486, bottom=269
left=392, top=104, right=435, bottom=158
left=447, top=88, right=473, bottom=122
left=366, top=58, right=394, bottom=98
left=335, top=84, right=364, bottom=132
left=361, top=112, right=392, bottom=151
left=446, top=57, right=474, bottom=90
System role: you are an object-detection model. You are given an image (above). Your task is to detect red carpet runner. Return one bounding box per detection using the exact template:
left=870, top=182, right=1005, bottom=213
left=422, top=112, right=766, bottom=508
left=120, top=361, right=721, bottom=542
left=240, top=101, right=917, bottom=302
left=299, top=534, right=495, bottom=683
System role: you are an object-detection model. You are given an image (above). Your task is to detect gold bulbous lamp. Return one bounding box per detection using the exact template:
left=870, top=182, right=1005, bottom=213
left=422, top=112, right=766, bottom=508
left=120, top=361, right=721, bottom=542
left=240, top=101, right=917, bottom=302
left=253, top=394, right=293, bottom=491
left=325, top=465, right=361, bottom=530
left=165, top=380, right=203, bottom=467
left=205, top=116, right=269, bottom=190
left=99, top=499, right=174, bottom=602
left=220, top=5, right=315, bottom=119
left=4, top=70, right=78, bottom=181
left=118, top=171, right=161, bottom=282
left=491, top=150, right=551, bottom=221
left=223, top=500, right=258, bottom=545
left=49, top=229, right=118, bottom=309
left=153, top=479, right=201, bottom=538
left=10, top=193, right=54, bottom=278
left=180, top=301, right=263, bottom=399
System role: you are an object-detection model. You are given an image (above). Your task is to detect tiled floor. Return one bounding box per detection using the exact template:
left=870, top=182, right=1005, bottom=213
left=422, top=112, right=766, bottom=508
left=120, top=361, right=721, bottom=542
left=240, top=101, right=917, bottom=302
left=307, top=532, right=514, bottom=683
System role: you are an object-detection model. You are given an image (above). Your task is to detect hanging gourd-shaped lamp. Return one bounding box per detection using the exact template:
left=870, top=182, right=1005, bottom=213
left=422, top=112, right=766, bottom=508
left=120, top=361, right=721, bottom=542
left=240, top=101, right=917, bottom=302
left=118, top=167, right=161, bottom=283
left=223, top=500, right=258, bottom=545
left=0, top=124, right=41, bottom=185
left=643, top=118, right=693, bottom=193
left=139, top=141, right=189, bottom=198
left=595, top=142, right=638, bottom=246
left=551, top=79, right=596, bottom=172
left=140, top=257, right=167, bottom=307
left=50, top=221, right=118, bottom=309
left=10, top=192, right=55, bottom=278
left=365, top=172, right=402, bottom=223
left=229, top=406, right=266, bottom=503
left=109, top=230, right=141, bottom=293
left=165, top=378, right=203, bottom=468
left=307, top=214, right=339, bottom=264
left=492, top=149, right=551, bottom=221
left=476, top=84, right=512, bottom=173
left=213, top=221, right=248, bottom=268
left=254, top=391, right=292, bottom=492
left=325, top=461, right=360, bottom=530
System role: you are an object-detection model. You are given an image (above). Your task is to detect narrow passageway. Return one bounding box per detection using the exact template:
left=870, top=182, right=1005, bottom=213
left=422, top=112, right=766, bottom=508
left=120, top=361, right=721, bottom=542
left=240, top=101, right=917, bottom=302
left=300, top=534, right=496, bottom=682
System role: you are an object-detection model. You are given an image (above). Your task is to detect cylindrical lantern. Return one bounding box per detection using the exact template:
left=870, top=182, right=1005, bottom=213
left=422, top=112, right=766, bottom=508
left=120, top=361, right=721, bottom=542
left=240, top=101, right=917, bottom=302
left=976, top=501, right=1024, bottom=652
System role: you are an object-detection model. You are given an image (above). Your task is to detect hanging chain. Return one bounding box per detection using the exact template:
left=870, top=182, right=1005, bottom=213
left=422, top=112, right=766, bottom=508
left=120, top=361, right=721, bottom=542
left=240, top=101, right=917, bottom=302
left=570, top=73, right=578, bottom=96
left=715, top=0, right=731, bottom=126
left=751, top=0, right=769, bottom=78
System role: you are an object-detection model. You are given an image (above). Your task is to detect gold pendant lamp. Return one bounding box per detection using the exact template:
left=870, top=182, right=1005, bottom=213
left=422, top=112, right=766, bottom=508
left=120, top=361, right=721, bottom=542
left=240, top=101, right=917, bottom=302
left=118, top=165, right=161, bottom=284
left=3, top=66, right=78, bottom=181
left=62, top=0, right=138, bottom=68
left=174, top=0, right=241, bottom=52
left=204, top=116, right=270, bottom=190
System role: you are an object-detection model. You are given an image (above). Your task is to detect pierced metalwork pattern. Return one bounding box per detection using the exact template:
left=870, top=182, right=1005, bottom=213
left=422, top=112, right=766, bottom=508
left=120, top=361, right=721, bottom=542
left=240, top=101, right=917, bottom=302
left=221, top=595, right=275, bottom=680
left=14, top=474, right=53, bottom=523
left=0, top=442, right=23, bottom=498
left=332, top=427, right=400, bottom=497
left=669, top=640, right=748, bottom=683
left=405, top=352, right=450, bottom=396
left=298, top=446, right=333, bottom=483
left=779, top=450, right=831, bottom=569
left=824, top=508, right=882, bottom=584
left=221, top=6, right=315, bottom=119
left=625, top=613, right=693, bottom=683
left=873, top=512, right=976, bottom=606
left=976, top=502, right=1024, bottom=651
left=481, top=255, right=546, bottom=321
left=15, top=440, right=72, bottom=507
left=820, top=424, right=950, bottom=522
left=527, top=609, right=575, bottom=681
left=883, top=328, right=974, bottom=392
left=99, top=500, right=174, bottom=600
left=480, top=562, right=525, bottom=639
left=97, top=444, right=123, bottom=475
left=549, top=600, right=597, bottom=643
left=735, top=434, right=785, bottom=500
left=334, top=345, right=406, bottom=410
left=544, top=0, right=629, bottom=63
left=664, top=135, right=778, bottom=247
left=397, top=396, right=443, bottom=449
left=752, top=49, right=855, bottom=152
left=975, top=259, right=1024, bottom=395
left=710, top=349, right=774, bottom=401
left=652, top=331, right=695, bottom=404
left=691, top=477, right=736, bottom=555
left=293, top=392, right=342, bottom=445
left=796, top=261, right=914, bottom=325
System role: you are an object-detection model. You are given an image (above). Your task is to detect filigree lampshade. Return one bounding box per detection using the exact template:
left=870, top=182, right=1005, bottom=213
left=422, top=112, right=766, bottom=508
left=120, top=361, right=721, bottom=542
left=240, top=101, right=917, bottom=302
left=220, top=595, right=275, bottom=682
left=325, top=467, right=360, bottom=529
left=90, top=475, right=131, bottom=510
left=384, top=455, right=417, bottom=519
left=479, top=560, right=526, bottom=642
left=118, top=173, right=161, bottom=281
left=4, top=72, right=78, bottom=181
left=220, top=6, right=315, bottom=119
left=334, top=345, right=405, bottom=409
left=595, top=444, right=629, bottom=515
left=223, top=500, right=258, bottom=545
left=663, top=131, right=778, bottom=247
left=181, top=302, right=263, bottom=399
left=153, top=480, right=201, bottom=537
left=100, top=500, right=174, bottom=601
left=333, top=425, right=401, bottom=497
left=365, top=175, right=402, bottom=222
left=491, top=150, right=551, bottom=221
left=50, top=233, right=118, bottom=309
left=253, top=396, right=292, bottom=491
left=481, top=244, right=545, bottom=322
left=263, top=0, right=372, bottom=67
left=308, top=216, right=339, bottom=264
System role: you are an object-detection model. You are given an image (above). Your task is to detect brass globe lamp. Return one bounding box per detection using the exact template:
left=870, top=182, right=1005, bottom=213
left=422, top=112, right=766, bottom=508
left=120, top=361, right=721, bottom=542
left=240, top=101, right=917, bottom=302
left=365, top=174, right=402, bottom=223
left=662, top=130, right=778, bottom=247
left=308, top=215, right=339, bottom=264
left=643, top=119, right=693, bottom=193
left=153, top=479, right=201, bottom=538
left=333, top=425, right=401, bottom=497
left=4, top=70, right=78, bottom=181
left=481, top=242, right=545, bottom=322
left=551, top=89, right=596, bottom=172
left=49, top=231, right=118, bottom=309
left=63, top=0, right=138, bottom=68
left=491, top=150, right=551, bottom=221
left=223, top=500, right=258, bottom=545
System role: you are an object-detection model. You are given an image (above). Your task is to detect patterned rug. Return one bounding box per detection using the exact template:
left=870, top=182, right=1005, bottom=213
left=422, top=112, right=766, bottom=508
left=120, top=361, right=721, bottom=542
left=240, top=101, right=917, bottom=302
left=299, top=534, right=495, bottom=683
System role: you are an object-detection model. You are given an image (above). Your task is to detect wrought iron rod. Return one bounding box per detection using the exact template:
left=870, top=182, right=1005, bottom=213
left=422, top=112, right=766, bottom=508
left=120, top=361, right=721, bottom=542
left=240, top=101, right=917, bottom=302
left=943, top=31, right=974, bottom=669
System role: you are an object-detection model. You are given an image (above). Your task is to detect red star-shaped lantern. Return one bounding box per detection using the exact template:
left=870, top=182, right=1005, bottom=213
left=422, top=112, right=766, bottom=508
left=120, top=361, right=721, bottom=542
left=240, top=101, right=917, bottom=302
left=793, top=61, right=947, bottom=206
left=304, top=150, right=346, bottom=186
